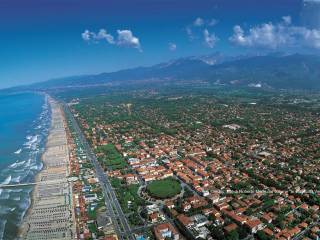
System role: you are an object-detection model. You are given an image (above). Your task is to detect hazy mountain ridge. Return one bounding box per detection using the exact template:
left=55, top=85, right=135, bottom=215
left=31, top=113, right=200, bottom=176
left=26, top=53, right=320, bottom=90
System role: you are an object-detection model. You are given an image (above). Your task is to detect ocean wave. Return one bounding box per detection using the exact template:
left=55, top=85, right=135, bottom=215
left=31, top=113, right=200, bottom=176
left=25, top=158, right=31, bottom=167
left=26, top=135, right=32, bottom=140
left=12, top=169, right=24, bottom=174
left=0, top=94, right=51, bottom=239
left=30, top=162, right=42, bottom=171
left=1, top=176, right=11, bottom=185
left=0, top=205, right=13, bottom=215
left=12, top=196, right=21, bottom=201
left=11, top=170, right=31, bottom=182
left=8, top=160, right=26, bottom=169
left=23, top=135, right=40, bottom=149
left=2, top=160, right=35, bottom=185
left=6, top=188, right=23, bottom=193
left=11, top=176, right=21, bottom=183
left=19, top=197, right=31, bottom=221
left=14, top=148, right=22, bottom=155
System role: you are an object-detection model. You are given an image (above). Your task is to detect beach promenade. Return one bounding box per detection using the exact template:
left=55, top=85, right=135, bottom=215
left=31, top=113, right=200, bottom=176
left=19, top=98, right=76, bottom=240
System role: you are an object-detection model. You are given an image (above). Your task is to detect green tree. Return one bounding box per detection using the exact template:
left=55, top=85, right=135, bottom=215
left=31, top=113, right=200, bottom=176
left=226, top=230, right=239, bottom=240
left=208, top=226, right=224, bottom=240
left=256, top=230, right=272, bottom=240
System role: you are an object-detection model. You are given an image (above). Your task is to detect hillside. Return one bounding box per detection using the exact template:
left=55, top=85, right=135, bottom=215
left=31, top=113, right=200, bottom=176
left=26, top=54, right=320, bottom=90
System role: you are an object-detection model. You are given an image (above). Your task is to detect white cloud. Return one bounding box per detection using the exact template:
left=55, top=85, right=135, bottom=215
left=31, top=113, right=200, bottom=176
left=229, top=23, right=289, bottom=49
left=187, top=17, right=219, bottom=45
left=168, top=42, right=177, bottom=51
left=81, top=30, right=92, bottom=41
left=192, top=17, right=218, bottom=27
left=82, top=28, right=141, bottom=51
left=116, top=30, right=141, bottom=51
left=229, top=16, right=320, bottom=49
left=81, top=29, right=114, bottom=44
left=282, top=16, right=292, bottom=25
left=292, top=27, right=320, bottom=49
left=194, top=17, right=204, bottom=27
left=203, top=29, right=218, bottom=48
left=96, top=29, right=115, bottom=44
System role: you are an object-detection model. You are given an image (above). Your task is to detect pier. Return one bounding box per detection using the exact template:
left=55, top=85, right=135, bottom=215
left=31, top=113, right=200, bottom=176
left=0, top=178, right=76, bottom=188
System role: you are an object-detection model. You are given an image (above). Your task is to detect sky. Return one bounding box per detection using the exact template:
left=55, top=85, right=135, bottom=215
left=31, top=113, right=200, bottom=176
left=0, top=0, right=320, bottom=88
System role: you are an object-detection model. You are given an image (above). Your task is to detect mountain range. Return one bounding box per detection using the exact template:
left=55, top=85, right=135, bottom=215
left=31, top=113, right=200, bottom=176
left=20, top=53, right=320, bottom=91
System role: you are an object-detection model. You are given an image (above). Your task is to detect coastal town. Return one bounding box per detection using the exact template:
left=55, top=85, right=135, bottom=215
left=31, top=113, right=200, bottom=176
left=11, top=89, right=320, bottom=240
left=61, top=90, right=320, bottom=240
left=3, top=1, right=320, bottom=240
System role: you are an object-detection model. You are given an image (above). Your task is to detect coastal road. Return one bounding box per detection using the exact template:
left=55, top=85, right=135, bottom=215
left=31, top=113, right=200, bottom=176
left=62, top=103, right=134, bottom=240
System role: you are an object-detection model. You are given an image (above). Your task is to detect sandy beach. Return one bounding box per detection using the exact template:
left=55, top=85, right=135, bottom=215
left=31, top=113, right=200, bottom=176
left=18, top=97, right=76, bottom=239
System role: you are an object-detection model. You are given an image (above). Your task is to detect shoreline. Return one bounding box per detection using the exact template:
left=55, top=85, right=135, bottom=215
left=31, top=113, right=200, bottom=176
left=17, top=96, right=53, bottom=239
left=17, top=97, right=76, bottom=239
left=17, top=173, right=39, bottom=238
left=17, top=158, right=47, bottom=238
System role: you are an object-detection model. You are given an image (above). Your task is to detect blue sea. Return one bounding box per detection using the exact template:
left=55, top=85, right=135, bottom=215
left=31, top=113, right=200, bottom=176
left=0, top=92, right=50, bottom=240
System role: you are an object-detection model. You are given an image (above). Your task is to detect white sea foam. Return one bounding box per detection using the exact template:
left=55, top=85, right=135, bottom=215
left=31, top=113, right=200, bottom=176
left=8, top=162, right=17, bottom=169
left=30, top=164, right=39, bottom=170
left=10, top=188, right=23, bottom=193
left=19, top=197, right=31, bottom=221
left=19, top=198, right=30, bottom=209
left=25, top=158, right=31, bottom=167
left=1, top=175, right=11, bottom=185
left=23, top=135, right=39, bottom=149
left=9, top=160, right=26, bottom=169
left=12, top=169, right=24, bottom=174
left=0, top=94, right=51, bottom=239
left=14, top=148, right=22, bottom=154
left=0, top=205, right=12, bottom=214
left=12, top=196, right=21, bottom=201
left=11, top=176, right=21, bottom=183
left=20, top=169, right=31, bottom=179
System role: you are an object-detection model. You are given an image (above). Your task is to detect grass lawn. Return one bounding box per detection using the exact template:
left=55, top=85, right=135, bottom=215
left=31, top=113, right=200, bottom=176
left=147, top=177, right=181, bottom=199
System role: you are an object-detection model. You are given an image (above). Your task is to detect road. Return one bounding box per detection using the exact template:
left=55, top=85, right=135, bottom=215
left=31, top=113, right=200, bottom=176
left=63, top=103, right=135, bottom=240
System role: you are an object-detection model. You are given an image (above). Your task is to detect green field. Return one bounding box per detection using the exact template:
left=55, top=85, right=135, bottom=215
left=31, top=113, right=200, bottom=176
left=96, top=144, right=127, bottom=170
left=147, top=177, right=181, bottom=199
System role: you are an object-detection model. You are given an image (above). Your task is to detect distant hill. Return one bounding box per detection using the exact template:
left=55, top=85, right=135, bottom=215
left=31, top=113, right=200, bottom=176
left=208, top=54, right=320, bottom=90
left=24, top=53, right=320, bottom=91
